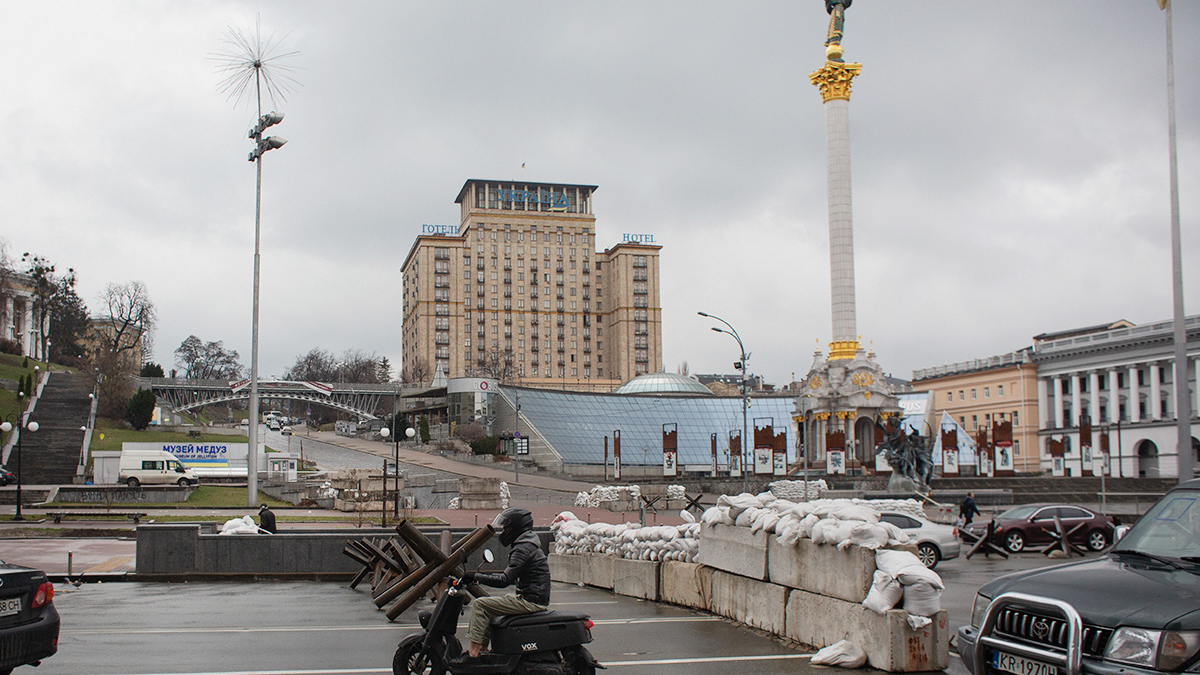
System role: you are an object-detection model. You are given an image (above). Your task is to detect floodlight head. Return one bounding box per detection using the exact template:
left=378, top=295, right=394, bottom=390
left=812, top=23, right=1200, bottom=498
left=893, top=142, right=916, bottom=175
left=251, top=111, right=285, bottom=136
left=379, top=427, right=390, bottom=438
left=26, top=421, right=38, bottom=432
left=0, top=422, right=11, bottom=433
left=406, top=427, right=416, bottom=438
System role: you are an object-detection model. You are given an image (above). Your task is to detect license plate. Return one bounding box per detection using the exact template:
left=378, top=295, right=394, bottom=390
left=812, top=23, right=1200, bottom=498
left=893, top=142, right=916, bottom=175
left=0, top=597, right=20, bottom=617
left=992, top=650, right=1057, bottom=675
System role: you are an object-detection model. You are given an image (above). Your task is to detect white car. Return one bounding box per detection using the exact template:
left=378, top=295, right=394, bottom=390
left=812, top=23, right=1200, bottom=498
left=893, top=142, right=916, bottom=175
left=879, top=511, right=961, bottom=568
left=280, top=426, right=293, bottom=436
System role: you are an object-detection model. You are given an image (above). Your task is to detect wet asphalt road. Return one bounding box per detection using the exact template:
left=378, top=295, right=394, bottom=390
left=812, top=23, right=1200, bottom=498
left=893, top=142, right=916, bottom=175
left=42, top=549, right=1088, bottom=675
left=53, top=580, right=813, bottom=675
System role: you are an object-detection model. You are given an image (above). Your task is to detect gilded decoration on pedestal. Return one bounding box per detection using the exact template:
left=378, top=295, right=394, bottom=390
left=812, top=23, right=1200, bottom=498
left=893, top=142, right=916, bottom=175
left=810, top=61, right=862, bottom=103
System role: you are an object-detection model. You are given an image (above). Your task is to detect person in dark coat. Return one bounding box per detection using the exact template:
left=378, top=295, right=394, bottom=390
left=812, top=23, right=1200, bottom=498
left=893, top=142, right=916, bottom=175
left=258, top=504, right=277, bottom=534
left=960, top=492, right=981, bottom=526
left=453, top=507, right=550, bottom=663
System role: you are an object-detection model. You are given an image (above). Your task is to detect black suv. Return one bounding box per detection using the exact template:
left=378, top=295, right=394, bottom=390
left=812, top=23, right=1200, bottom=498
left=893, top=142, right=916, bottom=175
left=958, top=478, right=1200, bottom=675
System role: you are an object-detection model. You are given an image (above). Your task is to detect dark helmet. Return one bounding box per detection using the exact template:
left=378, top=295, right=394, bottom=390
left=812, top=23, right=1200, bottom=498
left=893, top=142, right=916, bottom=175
left=492, top=507, right=533, bottom=547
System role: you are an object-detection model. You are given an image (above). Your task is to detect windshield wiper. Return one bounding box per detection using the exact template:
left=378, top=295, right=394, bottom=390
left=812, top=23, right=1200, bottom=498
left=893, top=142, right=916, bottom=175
left=1112, top=549, right=1185, bottom=569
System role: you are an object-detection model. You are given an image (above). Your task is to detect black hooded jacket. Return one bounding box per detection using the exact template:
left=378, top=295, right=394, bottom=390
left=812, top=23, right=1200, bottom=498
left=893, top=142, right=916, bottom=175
left=472, top=531, right=550, bottom=606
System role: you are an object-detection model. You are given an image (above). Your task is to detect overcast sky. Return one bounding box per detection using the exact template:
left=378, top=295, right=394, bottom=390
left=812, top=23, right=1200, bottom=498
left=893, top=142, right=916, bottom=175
left=3, top=2, right=1196, bottom=388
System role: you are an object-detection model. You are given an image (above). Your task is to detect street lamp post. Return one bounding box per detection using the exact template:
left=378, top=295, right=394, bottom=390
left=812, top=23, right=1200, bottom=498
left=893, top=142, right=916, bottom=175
left=698, top=311, right=750, bottom=494
left=2, top=413, right=38, bottom=521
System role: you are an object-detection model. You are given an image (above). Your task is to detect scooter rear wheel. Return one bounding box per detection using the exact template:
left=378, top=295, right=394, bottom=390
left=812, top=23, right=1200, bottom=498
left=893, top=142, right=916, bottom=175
left=394, top=633, right=461, bottom=675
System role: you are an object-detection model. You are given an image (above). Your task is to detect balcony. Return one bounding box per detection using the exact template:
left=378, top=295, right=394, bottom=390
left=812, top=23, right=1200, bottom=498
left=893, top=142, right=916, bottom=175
left=556, top=265, right=564, bottom=273
left=531, top=318, right=539, bottom=326
left=477, top=262, right=485, bottom=270
left=476, top=301, right=485, bottom=309
left=477, top=316, right=485, bottom=324
left=476, top=330, right=485, bottom=338
left=530, top=291, right=539, bottom=299
left=557, top=318, right=565, bottom=326
left=582, top=279, right=590, bottom=286
left=477, top=289, right=485, bottom=297
left=556, top=291, right=564, bottom=299
left=504, top=317, right=512, bottom=325
left=633, top=260, right=647, bottom=268
left=504, top=290, right=512, bottom=298
left=582, top=293, right=590, bottom=300
left=530, top=265, right=538, bottom=274
left=532, top=345, right=540, bottom=352
left=504, top=263, right=511, bottom=271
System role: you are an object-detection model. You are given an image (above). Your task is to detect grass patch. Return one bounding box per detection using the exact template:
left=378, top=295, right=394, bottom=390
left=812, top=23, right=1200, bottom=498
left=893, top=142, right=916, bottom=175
left=88, top=418, right=270, bottom=453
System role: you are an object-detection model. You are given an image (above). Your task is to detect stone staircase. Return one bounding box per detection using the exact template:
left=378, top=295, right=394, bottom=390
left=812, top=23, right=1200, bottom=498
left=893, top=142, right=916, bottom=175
left=18, top=372, right=93, bottom=484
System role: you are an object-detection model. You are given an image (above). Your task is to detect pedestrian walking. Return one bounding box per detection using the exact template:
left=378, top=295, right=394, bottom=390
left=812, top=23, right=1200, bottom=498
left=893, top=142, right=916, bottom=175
left=959, top=492, right=980, bottom=526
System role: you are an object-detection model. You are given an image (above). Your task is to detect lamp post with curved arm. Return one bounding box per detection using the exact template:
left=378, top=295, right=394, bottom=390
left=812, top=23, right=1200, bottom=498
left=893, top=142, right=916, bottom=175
left=2, top=413, right=38, bottom=521
left=698, top=311, right=750, bottom=493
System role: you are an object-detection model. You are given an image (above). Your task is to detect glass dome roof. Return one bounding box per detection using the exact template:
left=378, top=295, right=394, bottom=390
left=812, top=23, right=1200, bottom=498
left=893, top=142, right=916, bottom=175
left=613, top=372, right=714, bottom=396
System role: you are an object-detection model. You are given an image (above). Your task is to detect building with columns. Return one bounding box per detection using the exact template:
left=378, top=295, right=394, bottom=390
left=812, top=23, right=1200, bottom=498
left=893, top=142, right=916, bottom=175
left=1033, top=315, right=1200, bottom=478
left=0, top=271, right=49, bottom=361
left=401, top=179, right=663, bottom=391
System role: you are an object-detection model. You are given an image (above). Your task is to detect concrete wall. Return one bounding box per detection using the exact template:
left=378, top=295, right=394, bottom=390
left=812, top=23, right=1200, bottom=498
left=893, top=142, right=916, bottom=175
left=53, top=485, right=194, bottom=504
left=136, top=524, right=535, bottom=578
left=549, top=531, right=950, bottom=672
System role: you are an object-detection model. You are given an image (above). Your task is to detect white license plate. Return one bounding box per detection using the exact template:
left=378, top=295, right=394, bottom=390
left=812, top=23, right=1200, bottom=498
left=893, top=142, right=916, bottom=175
left=992, top=651, right=1057, bottom=675
left=0, top=596, right=20, bottom=617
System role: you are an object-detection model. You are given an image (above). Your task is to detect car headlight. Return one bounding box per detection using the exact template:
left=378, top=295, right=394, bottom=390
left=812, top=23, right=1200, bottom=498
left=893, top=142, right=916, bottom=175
left=971, top=593, right=992, bottom=629
left=1105, top=628, right=1200, bottom=670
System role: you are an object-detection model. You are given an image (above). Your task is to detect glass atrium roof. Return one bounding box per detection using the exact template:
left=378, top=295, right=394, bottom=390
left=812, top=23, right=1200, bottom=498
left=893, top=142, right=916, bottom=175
left=612, top=372, right=714, bottom=396
left=501, top=386, right=797, bottom=467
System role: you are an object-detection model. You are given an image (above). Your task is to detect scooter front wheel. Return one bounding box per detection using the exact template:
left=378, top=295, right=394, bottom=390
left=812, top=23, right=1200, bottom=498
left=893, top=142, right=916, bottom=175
left=393, top=633, right=461, bottom=675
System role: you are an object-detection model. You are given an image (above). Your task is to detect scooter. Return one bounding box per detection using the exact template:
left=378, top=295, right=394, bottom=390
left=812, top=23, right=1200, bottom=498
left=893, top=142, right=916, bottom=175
left=393, top=550, right=603, bottom=675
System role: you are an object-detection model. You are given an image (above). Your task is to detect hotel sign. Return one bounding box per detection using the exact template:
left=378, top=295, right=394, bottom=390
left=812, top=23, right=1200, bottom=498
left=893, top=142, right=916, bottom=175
left=622, top=233, right=656, bottom=243
left=497, top=188, right=569, bottom=211
left=422, top=224, right=460, bottom=235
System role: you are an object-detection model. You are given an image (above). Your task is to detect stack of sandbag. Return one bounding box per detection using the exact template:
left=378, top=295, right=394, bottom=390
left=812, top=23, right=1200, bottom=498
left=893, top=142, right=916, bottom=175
left=666, top=484, right=687, bottom=501
left=574, top=485, right=641, bottom=509
left=700, top=493, right=910, bottom=550
left=767, top=479, right=829, bottom=500
left=863, top=498, right=926, bottom=520
left=218, top=515, right=264, bottom=535
left=863, top=549, right=944, bottom=620
left=550, top=510, right=701, bottom=562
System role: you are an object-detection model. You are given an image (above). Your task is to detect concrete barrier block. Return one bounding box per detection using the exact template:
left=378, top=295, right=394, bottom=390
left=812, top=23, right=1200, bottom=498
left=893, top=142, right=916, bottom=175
left=581, top=554, right=614, bottom=589
left=697, top=523, right=768, bottom=580
left=784, top=588, right=950, bottom=672
left=659, top=560, right=711, bottom=610
left=549, top=553, right=583, bottom=584
left=767, top=537, right=874, bottom=602
left=710, top=570, right=787, bottom=635
left=611, top=558, right=659, bottom=600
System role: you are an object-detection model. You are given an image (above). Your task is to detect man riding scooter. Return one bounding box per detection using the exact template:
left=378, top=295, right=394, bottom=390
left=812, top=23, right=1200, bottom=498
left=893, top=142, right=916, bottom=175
left=452, top=508, right=550, bottom=665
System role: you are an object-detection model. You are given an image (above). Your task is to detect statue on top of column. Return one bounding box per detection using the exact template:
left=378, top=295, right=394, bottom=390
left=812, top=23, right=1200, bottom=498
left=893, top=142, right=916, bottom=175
left=824, top=0, right=852, bottom=62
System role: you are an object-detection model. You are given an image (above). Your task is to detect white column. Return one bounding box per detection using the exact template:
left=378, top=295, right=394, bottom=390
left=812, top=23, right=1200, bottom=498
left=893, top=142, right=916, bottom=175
left=1038, top=378, right=1050, bottom=428
left=1129, top=366, right=1141, bottom=423
left=2, top=296, right=11, bottom=339
left=1088, top=371, right=1101, bottom=424
left=825, top=98, right=856, bottom=346
left=1108, top=369, right=1121, bottom=423
left=1071, top=373, right=1082, bottom=427
left=1149, top=363, right=1162, bottom=420
left=21, top=303, right=33, bottom=357
left=1053, top=377, right=1065, bottom=428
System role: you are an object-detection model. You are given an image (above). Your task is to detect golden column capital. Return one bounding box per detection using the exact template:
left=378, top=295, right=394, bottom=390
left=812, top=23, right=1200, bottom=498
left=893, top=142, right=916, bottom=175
left=809, top=61, right=862, bottom=103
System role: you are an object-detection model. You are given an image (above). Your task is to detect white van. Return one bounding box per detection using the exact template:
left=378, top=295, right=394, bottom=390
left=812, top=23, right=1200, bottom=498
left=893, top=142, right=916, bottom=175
left=118, top=449, right=198, bottom=487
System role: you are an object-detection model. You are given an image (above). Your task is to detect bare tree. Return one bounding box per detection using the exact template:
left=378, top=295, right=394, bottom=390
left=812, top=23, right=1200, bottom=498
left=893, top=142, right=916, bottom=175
left=403, top=357, right=430, bottom=386
left=98, top=281, right=157, bottom=363
left=338, top=349, right=382, bottom=383
left=474, top=350, right=515, bottom=382
left=174, top=335, right=244, bottom=380
left=284, top=347, right=338, bottom=381
left=677, top=361, right=690, bottom=376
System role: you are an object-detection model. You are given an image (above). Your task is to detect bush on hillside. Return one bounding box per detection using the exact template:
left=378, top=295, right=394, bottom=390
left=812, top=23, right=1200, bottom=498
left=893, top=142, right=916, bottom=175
left=125, top=388, right=156, bottom=430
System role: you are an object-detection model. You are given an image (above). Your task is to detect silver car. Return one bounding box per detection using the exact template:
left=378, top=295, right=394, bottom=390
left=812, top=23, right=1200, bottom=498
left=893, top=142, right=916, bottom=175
left=880, top=511, right=961, bottom=568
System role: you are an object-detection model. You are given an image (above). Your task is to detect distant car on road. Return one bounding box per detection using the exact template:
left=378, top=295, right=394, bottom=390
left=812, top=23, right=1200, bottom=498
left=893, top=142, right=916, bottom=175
left=879, top=511, right=961, bottom=568
left=0, top=465, right=13, bottom=486
left=280, top=426, right=293, bottom=436
left=964, top=503, right=1116, bottom=553
left=267, top=420, right=281, bottom=431
left=238, top=419, right=249, bottom=427
left=0, top=559, right=60, bottom=674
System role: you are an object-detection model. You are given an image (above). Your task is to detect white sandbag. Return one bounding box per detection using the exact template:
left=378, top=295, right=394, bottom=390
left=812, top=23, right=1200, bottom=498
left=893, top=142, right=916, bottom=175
left=718, top=493, right=763, bottom=520
left=840, top=521, right=890, bottom=550
left=811, top=639, right=867, bottom=668
left=875, top=550, right=944, bottom=588
left=680, top=509, right=696, bottom=523
left=828, top=502, right=880, bottom=523
left=862, top=570, right=904, bottom=615
left=907, top=614, right=932, bottom=630
left=903, top=580, right=943, bottom=617
left=797, top=513, right=820, bottom=539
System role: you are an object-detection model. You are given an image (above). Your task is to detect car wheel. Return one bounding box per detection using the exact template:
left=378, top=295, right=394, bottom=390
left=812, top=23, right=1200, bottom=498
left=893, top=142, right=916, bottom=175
left=1087, top=530, right=1108, bottom=551
left=1004, top=531, right=1025, bottom=553
left=126, top=477, right=140, bottom=488
left=916, top=542, right=940, bottom=569
left=178, top=478, right=191, bottom=487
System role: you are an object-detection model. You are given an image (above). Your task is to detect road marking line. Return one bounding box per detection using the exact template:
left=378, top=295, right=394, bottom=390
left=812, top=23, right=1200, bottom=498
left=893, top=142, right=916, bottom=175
left=83, top=555, right=134, bottom=573
left=85, top=653, right=814, bottom=675
left=64, top=615, right=715, bottom=636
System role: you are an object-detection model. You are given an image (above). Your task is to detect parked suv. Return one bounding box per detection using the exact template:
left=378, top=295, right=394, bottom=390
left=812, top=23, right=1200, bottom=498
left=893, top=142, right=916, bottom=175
left=958, top=479, right=1200, bottom=675
left=0, top=560, right=60, bottom=673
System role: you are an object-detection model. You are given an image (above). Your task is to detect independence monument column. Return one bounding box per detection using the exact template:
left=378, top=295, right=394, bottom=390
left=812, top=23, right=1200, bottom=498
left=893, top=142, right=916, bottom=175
left=810, top=0, right=861, bottom=361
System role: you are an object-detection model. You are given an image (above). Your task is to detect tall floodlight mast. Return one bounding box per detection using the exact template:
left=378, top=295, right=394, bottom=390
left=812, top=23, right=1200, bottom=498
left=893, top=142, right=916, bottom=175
left=212, top=18, right=299, bottom=507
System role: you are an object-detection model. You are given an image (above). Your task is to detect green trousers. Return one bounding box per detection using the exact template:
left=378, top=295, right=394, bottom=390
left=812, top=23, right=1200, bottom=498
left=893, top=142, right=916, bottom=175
left=465, top=593, right=548, bottom=647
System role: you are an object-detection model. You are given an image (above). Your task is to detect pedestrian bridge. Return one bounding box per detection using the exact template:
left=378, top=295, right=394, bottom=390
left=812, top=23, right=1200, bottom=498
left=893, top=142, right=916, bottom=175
left=137, top=377, right=418, bottom=420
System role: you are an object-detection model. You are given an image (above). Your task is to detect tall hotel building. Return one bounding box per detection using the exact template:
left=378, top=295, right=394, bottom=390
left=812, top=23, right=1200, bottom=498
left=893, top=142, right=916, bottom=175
left=401, top=179, right=662, bottom=390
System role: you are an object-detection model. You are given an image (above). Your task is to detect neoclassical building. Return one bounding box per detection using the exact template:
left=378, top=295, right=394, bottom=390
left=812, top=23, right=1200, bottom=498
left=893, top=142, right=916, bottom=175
left=0, top=271, right=49, bottom=360
left=1033, top=316, right=1200, bottom=478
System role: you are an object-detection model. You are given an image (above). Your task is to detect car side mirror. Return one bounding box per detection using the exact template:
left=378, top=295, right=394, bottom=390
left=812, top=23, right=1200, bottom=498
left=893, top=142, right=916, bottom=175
left=1113, top=525, right=1130, bottom=542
